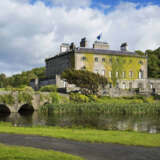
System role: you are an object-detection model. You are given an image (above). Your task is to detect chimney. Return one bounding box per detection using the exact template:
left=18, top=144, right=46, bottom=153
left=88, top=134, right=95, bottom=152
left=80, top=37, right=88, bottom=48
left=120, top=42, right=128, bottom=51
left=60, top=43, right=69, bottom=53
left=93, top=41, right=109, bottom=50
left=70, top=42, right=76, bottom=50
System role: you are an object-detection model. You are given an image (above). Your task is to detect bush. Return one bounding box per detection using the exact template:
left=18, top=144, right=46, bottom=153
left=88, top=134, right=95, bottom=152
left=40, top=85, right=57, bottom=92
left=88, top=95, right=98, bottom=102
left=70, top=93, right=89, bottom=103
left=50, top=92, right=61, bottom=104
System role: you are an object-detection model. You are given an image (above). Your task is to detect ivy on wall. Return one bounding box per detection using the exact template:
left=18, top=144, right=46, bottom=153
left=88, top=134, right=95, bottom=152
left=81, top=53, right=147, bottom=86
left=0, top=94, right=14, bottom=105
left=18, top=92, right=33, bottom=104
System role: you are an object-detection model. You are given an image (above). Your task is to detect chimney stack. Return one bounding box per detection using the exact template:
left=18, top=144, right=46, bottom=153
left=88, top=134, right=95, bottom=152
left=70, top=42, right=76, bottom=50
left=120, top=42, right=128, bottom=51
left=60, top=43, right=69, bottom=53
left=93, top=41, right=109, bottom=50
left=80, top=37, right=88, bottom=48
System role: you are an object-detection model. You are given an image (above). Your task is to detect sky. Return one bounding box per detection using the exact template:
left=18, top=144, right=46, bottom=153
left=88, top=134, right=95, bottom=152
left=0, top=0, right=160, bottom=76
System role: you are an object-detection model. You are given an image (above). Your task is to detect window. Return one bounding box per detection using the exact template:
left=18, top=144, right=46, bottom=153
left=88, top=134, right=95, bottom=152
left=129, top=71, right=133, bottom=78
left=138, top=83, right=143, bottom=89
left=81, top=56, right=86, bottom=61
left=122, top=72, right=126, bottom=78
left=116, top=83, right=119, bottom=88
left=122, top=82, right=126, bottom=89
left=102, top=58, right=105, bottom=62
left=109, top=83, right=112, bottom=88
left=95, top=57, right=98, bottom=62
left=138, top=70, right=143, bottom=79
left=139, top=60, right=143, bottom=65
left=109, top=71, right=112, bottom=78
left=116, top=72, right=119, bottom=78
left=150, top=83, right=153, bottom=89
left=102, top=70, right=105, bottom=76
left=129, top=82, right=132, bottom=89
left=109, top=58, right=112, bottom=63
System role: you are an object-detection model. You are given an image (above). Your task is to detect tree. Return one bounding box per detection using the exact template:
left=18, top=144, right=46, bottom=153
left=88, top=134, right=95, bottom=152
left=61, top=69, right=108, bottom=95
left=0, top=73, right=8, bottom=88
left=146, top=48, right=160, bottom=78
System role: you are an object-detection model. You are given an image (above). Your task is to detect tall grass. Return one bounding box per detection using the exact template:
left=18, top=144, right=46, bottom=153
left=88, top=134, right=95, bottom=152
left=44, top=103, right=160, bottom=115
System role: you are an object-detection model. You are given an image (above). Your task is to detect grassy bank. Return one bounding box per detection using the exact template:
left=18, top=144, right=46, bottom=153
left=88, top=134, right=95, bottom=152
left=0, top=143, right=83, bottom=160
left=0, top=123, right=160, bottom=147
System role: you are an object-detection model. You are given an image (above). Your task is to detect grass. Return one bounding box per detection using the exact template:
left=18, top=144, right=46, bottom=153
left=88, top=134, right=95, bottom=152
left=0, top=143, right=83, bottom=160
left=0, top=122, right=160, bottom=147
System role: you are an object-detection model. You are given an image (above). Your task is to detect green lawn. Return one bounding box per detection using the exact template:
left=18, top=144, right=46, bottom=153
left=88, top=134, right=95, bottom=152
left=0, top=143, right=83, bottom=160
left=0, top=122, right=160, bottom=147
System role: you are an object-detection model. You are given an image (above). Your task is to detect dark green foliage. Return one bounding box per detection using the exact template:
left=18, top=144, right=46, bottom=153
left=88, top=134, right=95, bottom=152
left=18, top=92, right=33, bottom=104
left=135, top=50, right=145, bottom=56
left=146, top=48, right=160, bottom=78
left=61, top=69, right=108, bottom=95
left=0, top=94, right=14, bottom=105
left=0, top=67, right=46, bottom=88
left=40, top=85, right=57, bottom=92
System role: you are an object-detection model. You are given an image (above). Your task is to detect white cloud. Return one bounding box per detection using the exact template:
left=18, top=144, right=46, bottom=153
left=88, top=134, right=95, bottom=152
left=0, top=0, right=160, bottom=75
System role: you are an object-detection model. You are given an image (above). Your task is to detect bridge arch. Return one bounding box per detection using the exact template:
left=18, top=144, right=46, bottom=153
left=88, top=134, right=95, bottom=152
left=0, top=104, right=11, bottom=113
left=18, top=104, right=34, bottom=114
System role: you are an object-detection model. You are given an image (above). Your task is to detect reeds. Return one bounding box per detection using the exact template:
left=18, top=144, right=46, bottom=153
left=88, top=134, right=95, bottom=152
left=44, top=102, right=160, bottom=115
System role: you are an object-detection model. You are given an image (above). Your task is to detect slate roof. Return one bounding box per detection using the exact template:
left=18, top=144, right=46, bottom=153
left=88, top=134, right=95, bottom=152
left=46, top=47, right=146, bottom=61
left=76, top=47, right=146, bottom=57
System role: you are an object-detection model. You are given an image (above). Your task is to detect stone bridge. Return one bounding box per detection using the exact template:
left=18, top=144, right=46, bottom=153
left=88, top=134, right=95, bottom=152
left=0, top=91, right=51, bottom=113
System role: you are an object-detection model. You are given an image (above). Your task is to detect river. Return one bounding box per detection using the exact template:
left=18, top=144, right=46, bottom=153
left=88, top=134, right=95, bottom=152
left=0, top=110, right=160, bottom=133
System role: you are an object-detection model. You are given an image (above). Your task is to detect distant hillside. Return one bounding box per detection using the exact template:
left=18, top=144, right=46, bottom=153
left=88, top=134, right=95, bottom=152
left=0, top=67, right=45, bottom=88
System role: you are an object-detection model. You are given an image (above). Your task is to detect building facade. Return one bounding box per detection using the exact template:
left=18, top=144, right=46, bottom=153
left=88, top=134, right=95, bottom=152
left=30, top=38, right=160, bottom=96
left=45, top=38, right=147, bottom=90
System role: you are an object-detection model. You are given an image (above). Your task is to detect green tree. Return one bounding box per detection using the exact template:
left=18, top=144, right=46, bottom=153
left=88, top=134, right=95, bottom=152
left=61, top=69, right=108, bottom=95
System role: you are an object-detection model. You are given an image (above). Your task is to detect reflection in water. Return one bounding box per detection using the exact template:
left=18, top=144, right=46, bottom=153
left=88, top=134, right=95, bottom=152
left=0, top=110, right=160, bottom=133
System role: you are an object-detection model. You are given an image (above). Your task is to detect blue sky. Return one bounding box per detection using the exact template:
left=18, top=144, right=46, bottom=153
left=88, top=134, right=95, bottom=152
left=30, top=0, right=160, bottom=9
left=0, top=0, right=160, bottom=75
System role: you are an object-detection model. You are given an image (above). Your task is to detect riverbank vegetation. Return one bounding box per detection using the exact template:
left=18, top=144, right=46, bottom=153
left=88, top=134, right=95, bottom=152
left=0, top=122, right=160, bottom=147
left=0, top=143, right=83, bottom=160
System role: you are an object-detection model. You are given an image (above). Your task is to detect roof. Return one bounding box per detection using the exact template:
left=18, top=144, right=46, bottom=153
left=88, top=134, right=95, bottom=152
left=46, top=47, right=146, bottom=61
left=75, top=47, right=146, bottom=58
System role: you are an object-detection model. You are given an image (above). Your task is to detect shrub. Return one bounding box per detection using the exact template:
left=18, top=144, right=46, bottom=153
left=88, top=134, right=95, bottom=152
left=61, top=69, right=107, bottom=95
left=88, top=95, right=98, bottom=102
left=50, top=92, right=61, bottom=104
left=40, top=85, right=57, bottom=92
left=0, top=94, right=14, bottom=105
left=70, top=93, right=89, bottom=103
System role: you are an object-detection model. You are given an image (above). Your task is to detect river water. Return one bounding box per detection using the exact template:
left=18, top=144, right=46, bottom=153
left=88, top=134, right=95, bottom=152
left=0, top=111, right=160, bottom=133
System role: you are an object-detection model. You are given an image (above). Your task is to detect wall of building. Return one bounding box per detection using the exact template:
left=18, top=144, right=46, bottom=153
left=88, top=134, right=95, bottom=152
left=75, top=52, right=147, bottom=87
left=45, top=52, right=75, bottom=78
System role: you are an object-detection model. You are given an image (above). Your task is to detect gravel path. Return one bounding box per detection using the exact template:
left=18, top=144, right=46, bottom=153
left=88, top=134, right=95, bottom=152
left=0, top=133, right=160, bottom=160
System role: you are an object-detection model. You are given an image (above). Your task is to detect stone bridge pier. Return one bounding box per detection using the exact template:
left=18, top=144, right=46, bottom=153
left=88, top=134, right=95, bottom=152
left=0, top=91, right=51, bottom=113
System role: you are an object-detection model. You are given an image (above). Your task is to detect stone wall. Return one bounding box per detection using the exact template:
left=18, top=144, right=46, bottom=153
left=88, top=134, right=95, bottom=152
left=45, top=52, right=74, bottom=78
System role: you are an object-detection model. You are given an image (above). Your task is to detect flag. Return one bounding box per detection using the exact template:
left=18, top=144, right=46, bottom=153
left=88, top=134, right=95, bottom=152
left=97, top=33, right=102, bottom=40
